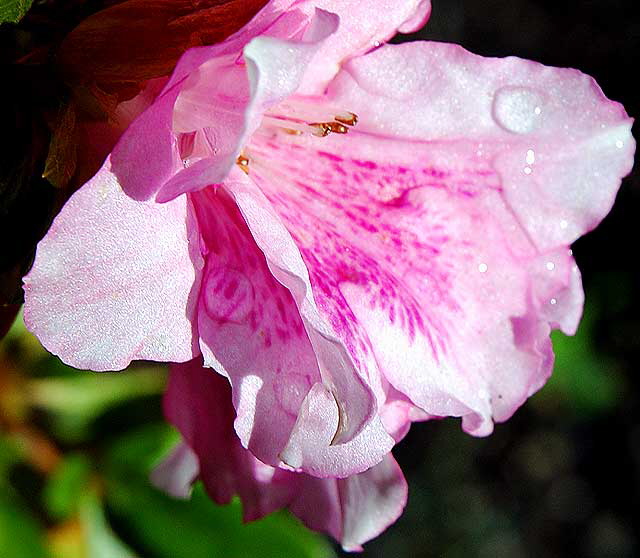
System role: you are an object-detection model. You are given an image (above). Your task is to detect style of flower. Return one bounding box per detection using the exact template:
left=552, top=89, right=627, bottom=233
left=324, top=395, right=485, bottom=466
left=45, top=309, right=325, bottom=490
left=22, top=0, right=634, bottom=549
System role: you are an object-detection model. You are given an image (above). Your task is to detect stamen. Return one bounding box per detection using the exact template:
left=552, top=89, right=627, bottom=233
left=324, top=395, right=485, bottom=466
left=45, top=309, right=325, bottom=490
left=334, top=112, right=358, bottom=126
left=236, top=154, right=249, bottom=174
left=327, top=122, right=349, bottom=134
left=309, top=123, right=332, bottom=137
left=260, top=103, right=359, bottom=139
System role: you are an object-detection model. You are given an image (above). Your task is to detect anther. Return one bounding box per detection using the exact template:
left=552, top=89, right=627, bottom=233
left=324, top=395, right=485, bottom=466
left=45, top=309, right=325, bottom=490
left=334, top=112, right=358, bottom=126
left=327, top=122, right=348, bottom=134
left=310, top=123, right=332, bottom=137
left=236, top=154, right=249, bottom=174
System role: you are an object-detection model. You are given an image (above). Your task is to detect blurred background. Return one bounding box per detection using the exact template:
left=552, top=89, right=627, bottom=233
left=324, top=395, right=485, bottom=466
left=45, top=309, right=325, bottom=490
left=1, top=0, right=638, bottom=557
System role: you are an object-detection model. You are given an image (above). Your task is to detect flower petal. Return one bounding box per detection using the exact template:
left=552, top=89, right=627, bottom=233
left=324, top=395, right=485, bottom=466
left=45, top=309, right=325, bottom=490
left=155, top=8, right=340, bottom=203
left=248, top=104, right=620, bottom=435
left=110, top=84, right=183, bottom=201
left=287, top=453, right=407, bottom=552
left=236, top=40, right=633, bottom=434
left=111, top=1, right=433, bottom=202
left=150, top=442, right=199, bottom=499
left=23, top=159, right=201, bottom=370
left=162, top=359, right=296, bottom=515
left=223, top=169, right=382, bottom=447
left=292, top=0, right=432, bottom=94
left=328, top=42, right=635, bottom=249
left=159, top=358, right=406, bottom=549
left=190, top=186, right=321, bottom=468
left=335, top=453, right=407, bottom=552
left=191, top=182, right=386, bottom=475
left=279, top=382, right=394, bottom=478
left=164, top=0, right=432, bottom=95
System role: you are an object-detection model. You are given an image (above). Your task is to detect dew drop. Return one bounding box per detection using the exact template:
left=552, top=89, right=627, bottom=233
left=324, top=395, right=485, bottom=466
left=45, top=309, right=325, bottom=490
left=526, top=149, right=536, bottom=165
left=478, top=263, right=488, bottom=273
left=550, top=298, right=558, bottom=305
left=524, top=166, right=532, bottom=175
left=616, top=140, right=624, bottom=149
left=546, top=261, right=555, bottom=271
left=492, top=86, right=545, bottom=134
left=560, top=219, right=569, bottom=230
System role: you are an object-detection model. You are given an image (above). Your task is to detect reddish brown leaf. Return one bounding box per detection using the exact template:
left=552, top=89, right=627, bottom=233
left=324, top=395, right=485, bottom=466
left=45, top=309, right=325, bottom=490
left=57, top=0, right=269, bottom=102
left=43, top=101, right=78, bottom=189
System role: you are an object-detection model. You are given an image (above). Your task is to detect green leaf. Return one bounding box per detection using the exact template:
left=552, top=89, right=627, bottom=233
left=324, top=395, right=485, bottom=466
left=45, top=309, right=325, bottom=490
left=0, top=0, right=33, bottom=24
left=79, top=490, right=139, bottom=558
left=43, top=454, right=92, bottom=521
left=104, top=425, right=335, bottom=558
left=0, top=492, right=49, bottom=558
left=28, top=367, right=167, bottom=442
left=537, top=301, right=624, bottom=415
left=0, top=436, right=23, bottom=489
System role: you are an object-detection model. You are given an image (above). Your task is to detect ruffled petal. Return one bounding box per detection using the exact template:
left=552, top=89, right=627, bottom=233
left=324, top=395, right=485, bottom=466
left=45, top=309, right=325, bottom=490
left=190, top=182, right=386, bottom=475
left=223, top=169, right=383, bottom=447
left=190, top=186, right=321, bottom=468
left=336, top=453, right=407, bottom=552
left=164, top=0, right=431, bottom=95
left=328, top=42, right=635, bottom=249
left=240, top=37, right=632, bottom=434
left=23, top=159, right=200, bottom=370
left=159, top=358, right=406, bottom=550
left=279, top=382, right=393, bottom=478
left=292, top=0, right=432, bottom=94
left=107, top=1, right=303, bottom=202
left=110, top=84, right=184, bottom=201
left=161, top=359, right=295, bottom=516
left=287, top=453, right=407, bottom=552
left=110, top=2, right=433, bottom=202
left=155, top=8, right=340, bottom=203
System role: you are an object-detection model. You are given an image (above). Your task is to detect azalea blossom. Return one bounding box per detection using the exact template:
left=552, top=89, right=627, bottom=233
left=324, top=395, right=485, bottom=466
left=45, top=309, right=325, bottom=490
left=23, top=0, right=634, bottom=550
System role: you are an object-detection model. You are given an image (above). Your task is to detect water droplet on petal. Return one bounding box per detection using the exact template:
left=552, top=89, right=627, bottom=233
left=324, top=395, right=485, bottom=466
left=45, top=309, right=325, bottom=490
left=560, top=219, right=569, bottom=230
left=616, top=140, right=624, bottom=149
left=524, top=166, right=533, bottom=175
left=546, top=261, right=555, bottom=271
left=492, top=86, right=545, bottom=134
left=478, top=263, right=488, bottom=273
left=550, top=298, right=558, bottom=305
left=526, top=149, right=536, bottom=165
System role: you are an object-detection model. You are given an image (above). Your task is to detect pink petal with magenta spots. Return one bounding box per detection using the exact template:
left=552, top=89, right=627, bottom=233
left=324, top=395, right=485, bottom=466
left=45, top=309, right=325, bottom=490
left=191, top=180, right=389, bottom=475
left=329, top=42, right=635, bottom=249
left=235, top=40, right=632, bottom=435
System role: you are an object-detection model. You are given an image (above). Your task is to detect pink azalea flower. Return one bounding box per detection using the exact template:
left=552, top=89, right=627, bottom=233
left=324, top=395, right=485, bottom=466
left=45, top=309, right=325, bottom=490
left=22, top=0, right=634, bottom=549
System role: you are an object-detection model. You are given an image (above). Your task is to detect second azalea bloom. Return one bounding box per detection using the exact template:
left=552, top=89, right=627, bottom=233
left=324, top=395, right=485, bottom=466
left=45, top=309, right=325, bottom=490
left=23, top=0, right=634, bottom=549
